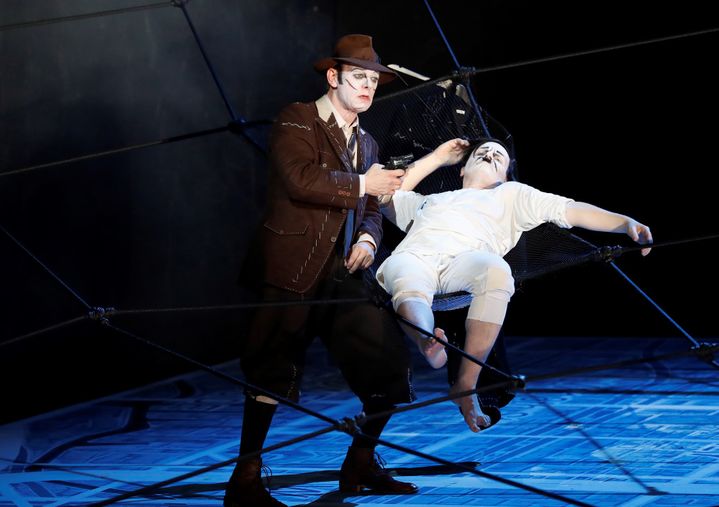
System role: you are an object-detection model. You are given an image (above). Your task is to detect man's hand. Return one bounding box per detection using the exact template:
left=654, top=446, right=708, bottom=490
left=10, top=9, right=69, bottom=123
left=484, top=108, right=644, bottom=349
left=433, top=138, right=470, bottom=166
left=344, top=241, right=375, bottom=273
left=627, top=219, right=653, bottom=256
left=364, top=164, right=405, bottom=197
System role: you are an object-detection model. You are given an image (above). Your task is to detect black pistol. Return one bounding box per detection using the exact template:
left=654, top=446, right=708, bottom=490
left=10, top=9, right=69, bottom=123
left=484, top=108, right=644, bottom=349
left=384, top=154, right=414, bottom=170
left=378, top=154, right=413, bottom=206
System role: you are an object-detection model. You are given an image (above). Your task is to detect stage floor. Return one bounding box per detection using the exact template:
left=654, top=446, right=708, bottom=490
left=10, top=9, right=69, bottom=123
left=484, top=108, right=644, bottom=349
left=1, top=335, right=718, bottom=506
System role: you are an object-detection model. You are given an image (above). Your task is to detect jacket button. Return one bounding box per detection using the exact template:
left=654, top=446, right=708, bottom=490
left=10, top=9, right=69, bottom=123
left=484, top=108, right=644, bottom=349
left=341, top=209, right=347, bottom=214
left=330, top=236, right=337, bottom=243
left=321, top=163, right=327, bottom=167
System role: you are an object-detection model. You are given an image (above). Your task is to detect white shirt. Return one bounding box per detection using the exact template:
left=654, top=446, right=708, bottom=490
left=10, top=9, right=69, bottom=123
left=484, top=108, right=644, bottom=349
left=315, top=94, right=375, bottom=250
left=315, top=94, right=364, bottom=195
left=388, top=182, right=574, bottom=257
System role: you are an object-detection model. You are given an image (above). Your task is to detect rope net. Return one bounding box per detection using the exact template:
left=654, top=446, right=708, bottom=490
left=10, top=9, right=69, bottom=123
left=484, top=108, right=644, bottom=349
left=3, top=7, right=716, bottom=502
left=360, top=74, right=602, bottom=311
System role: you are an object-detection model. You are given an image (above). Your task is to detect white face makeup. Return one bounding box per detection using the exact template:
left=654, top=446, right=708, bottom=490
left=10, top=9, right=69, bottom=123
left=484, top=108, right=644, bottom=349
left=462, top=141, right=511, bottom=185
left=331, top=65, right=379, bottom=115
left=342, top=69, right=380, bottom=90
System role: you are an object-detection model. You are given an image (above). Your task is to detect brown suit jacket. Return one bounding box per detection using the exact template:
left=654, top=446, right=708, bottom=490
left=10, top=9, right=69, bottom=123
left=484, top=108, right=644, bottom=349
left=249, top=100, right=383, bottom=294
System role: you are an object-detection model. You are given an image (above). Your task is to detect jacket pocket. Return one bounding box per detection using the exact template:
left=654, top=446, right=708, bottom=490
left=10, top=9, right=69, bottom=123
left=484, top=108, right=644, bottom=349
left=263, top=220, right=309, bottom=236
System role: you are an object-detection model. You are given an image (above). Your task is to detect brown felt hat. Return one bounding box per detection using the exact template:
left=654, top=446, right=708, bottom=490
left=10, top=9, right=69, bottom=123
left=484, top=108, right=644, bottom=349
left=313, top=34, right=397, bottom=85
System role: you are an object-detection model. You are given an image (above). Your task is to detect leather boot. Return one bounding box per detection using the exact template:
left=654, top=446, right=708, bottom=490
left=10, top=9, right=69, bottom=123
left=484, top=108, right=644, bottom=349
left=339, top=446, right=419, bottom=494
left=223, top=457, right=287, bottom=507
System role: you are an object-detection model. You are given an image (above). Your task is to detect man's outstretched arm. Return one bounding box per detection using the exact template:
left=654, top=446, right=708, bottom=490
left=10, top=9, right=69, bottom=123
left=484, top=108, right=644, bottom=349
left=566, top=201, right=653, bottom=256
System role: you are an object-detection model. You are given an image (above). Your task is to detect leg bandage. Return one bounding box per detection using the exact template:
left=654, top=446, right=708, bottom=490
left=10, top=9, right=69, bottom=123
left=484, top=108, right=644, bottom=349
left=466, top=263, right=515, bottom=324
left=379, top=250, right=515, bottom=322
left=377, top=252, right=438, bottom=310
left=391, top=289, right=433, bottom=311
left=438, top=251, right=515, bottom=324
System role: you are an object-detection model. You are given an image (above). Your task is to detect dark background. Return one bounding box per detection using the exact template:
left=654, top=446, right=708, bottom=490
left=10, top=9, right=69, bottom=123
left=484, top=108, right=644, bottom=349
left=1, top=0, right=717, bottom=423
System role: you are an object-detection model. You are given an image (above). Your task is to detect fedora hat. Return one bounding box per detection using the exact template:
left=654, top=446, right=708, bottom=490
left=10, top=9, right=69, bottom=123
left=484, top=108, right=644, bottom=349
left=313, top=34, right=397, bottom=85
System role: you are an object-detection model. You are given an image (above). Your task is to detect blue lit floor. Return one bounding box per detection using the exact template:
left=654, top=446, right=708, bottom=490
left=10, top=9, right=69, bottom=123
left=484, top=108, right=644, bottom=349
left=1, top=335, right=718, bottom=506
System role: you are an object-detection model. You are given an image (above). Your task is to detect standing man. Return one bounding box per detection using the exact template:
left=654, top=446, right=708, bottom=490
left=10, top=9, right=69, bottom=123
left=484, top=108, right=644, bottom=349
left=224, top=35, right=418, bottom=507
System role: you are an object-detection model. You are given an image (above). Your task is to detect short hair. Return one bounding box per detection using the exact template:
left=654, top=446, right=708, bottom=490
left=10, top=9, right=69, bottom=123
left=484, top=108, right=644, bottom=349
left=334, top=63, right=344, bottom=83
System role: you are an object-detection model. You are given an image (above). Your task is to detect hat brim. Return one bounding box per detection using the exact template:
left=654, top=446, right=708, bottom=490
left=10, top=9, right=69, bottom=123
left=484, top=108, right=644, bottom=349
left=313, top=57, right=397, bottom=84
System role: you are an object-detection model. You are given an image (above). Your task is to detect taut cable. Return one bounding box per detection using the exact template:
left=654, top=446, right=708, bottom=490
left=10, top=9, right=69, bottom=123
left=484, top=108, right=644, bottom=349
left=172, top=1, right=267, bottom=155
left=0, top=1, right=171, bottom=32
left=1, top=223, right=92, bottom=310
left=0, top=126, right=229, bottom=178
left=103, top=322, right=338, bottom=425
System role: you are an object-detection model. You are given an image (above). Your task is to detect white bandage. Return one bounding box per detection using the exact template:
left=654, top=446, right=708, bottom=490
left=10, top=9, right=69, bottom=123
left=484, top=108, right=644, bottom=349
left=377, top=249, right=515, bottom=323
left=465, top=263, right=515, bottom=324
left=377, top=252, right=437, bottom=310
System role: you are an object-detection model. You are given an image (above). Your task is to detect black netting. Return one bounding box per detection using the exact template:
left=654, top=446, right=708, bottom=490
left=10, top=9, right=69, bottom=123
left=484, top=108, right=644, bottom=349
left=363, top=75, right=514, bottom=194
left=361, top=73, right=600, bottom=311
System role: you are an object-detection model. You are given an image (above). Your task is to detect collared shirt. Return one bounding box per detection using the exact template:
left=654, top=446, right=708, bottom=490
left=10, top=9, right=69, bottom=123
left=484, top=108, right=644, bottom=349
left=315, top=94, right=375, bottom=251
left=315, top=94, right=365, bottom=195
left=388, top=183, right=573, bottom=257
left=376, top=182, right=573, bottom=290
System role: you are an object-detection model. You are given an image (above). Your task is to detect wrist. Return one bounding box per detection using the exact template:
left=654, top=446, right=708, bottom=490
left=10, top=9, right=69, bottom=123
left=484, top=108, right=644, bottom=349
left=356, top=232, right=376, bottom=251
left=427, top=151, right=444, bottom=167
left=358, top=239, right=375, bottom=252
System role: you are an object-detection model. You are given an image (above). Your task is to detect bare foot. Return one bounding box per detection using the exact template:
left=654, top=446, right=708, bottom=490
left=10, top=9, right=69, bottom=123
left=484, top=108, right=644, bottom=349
left=420, top=327, right=448, bottom=369
left=449, top=383, right=492, bottom=433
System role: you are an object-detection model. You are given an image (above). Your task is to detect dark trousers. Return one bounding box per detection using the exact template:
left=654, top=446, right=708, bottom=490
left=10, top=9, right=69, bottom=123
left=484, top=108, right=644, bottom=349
left=240, top=251, right=415, bottom=406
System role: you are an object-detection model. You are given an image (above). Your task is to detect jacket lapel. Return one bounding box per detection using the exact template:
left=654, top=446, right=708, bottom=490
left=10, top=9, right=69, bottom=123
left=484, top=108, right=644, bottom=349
left=316, top=114, right=354, bottom=173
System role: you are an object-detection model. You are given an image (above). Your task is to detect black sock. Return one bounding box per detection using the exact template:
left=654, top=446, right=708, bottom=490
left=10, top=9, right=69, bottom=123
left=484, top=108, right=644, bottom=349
left=239, top=396, right=278, bottom=456
left=352, top=400, right=395, bottom=449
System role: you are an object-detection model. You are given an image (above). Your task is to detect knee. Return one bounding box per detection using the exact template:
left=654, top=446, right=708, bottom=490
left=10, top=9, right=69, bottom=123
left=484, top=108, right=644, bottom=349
left=486, top=263, right=515, bottom=298
left=392, top=290, right=433, bottom=311
left=471, top=261, right=515, bottom=299
left=466, top=266, right=513, bottom=325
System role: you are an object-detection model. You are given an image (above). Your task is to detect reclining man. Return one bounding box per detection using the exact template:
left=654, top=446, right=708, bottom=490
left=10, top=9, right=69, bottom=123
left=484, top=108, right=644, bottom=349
left=377, top=137, right=652, bottom=432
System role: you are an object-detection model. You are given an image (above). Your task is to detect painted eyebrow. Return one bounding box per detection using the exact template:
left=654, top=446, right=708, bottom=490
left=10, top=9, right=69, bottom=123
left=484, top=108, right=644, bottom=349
left=348, top=68, right=379, bottom=76
left=473, top=146, right=506, bottom=156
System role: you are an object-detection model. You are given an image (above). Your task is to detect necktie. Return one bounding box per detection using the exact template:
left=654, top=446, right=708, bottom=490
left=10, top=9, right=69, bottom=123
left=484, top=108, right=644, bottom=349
left=343, top=127, right=357, bottom=258
left=346, top=127, right=357, bottom=168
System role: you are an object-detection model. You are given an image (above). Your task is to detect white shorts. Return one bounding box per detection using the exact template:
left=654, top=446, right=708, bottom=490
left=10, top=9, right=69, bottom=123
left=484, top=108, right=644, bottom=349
left=376, top=250, right=515, bottom=324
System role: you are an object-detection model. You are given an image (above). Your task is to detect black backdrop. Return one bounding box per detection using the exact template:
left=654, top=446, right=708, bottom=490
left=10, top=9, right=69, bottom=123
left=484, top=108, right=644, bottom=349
left=1, top=0, right=717, bottom=422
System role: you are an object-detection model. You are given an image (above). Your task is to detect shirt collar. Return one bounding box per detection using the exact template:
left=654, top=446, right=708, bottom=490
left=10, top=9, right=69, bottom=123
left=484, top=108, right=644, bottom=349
left=316, top=94, right=358, bottom=132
